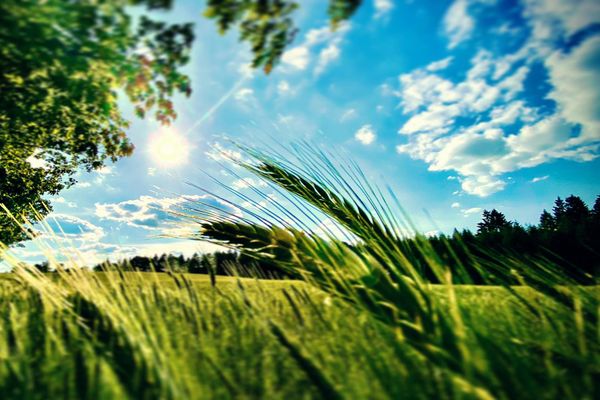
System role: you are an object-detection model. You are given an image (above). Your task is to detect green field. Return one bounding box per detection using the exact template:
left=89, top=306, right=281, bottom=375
left=0, top=270, right=597, bottom=399
left=1, top=142, right=598, bottom=399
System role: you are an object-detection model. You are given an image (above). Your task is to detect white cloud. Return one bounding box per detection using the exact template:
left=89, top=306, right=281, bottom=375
left=426, top=56, right=454, bottom=71
left=205, top=142, right=243, bottom=164
left=95, top=195, right=241, bottom=231
left=231, top=178, right=268, bottom=190
left=461, top=207, right=482, bottom=217
left=43, top=213, right=105, bottom=242
left=424, top=230, right=439, bottom=238
left=234, top=87, right=255, bottom=103
left=277, top=80, right=293, bottom=96
left=121, top=240, right=225, bottom=259
left=281, top=46, right=310, bottom=70
left=393, top=21, right=600, bottom=197
left=460, top=175, right=506, bottom=197
left=4, top=236, right=225, bottom=268
left=315, top=43, right=341, bottom=75
left=96, top=165, right=114, bottom=175
left=443, top=1, right=499, bottom=49
left=53, top=197, right=77, bottom=208
left=355, top=125, right=377, bottom=145
left=277, top=114, right=294, bottom=124
left=523, top=0, right=600, bottom=43
left=374, top=0, right=394, bottom=19
left=147, top=167, right=157, bottom=176
left=340, top=108, right=357, bottom=122
left=26, top=150, right=49, bottom=170
left=545, top=36, right=600, bottom=142
left=313, top=218, right=353, bottom=242
left=451, top=202, right=461, bottom=208
left=531, top=175, right=549, bottom=183
left=444, top=0, right=475, bottom=49
left=281, top=23, right=350, bottom=75
left=237, top=62, right=255, bottom=79
left=305, top=25, right=335, bottom=46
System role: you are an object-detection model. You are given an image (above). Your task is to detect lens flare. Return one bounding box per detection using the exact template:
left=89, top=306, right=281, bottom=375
left=147, top=127, right=190, bottom=168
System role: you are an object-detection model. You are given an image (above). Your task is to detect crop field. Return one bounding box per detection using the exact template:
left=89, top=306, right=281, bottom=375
left=0, top=269, right=597, bottom=399
left=3, top=1, right=600, bottom=399
left=1, top=145, right=599, bottom=399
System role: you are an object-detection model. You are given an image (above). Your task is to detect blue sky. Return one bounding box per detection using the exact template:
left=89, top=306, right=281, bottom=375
left=7, top=0, right=600, bottom=266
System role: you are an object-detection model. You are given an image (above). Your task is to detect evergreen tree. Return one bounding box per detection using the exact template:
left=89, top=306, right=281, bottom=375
left=130, top=256, right=151, bottom=271
left=200, top=254, right=216, bottom=273
left=477, top=209, right=510, bottom=234
left=552, top=197, right=566, bottom=222
left=188, top=253, right=203, bottom=274
left=539, top=209, right=556, bottom=231
left=564, top=195, right=589, bottom=223
left=590, top=195, right=600, bottom=245
left=592, top=195, right=600, bottom=218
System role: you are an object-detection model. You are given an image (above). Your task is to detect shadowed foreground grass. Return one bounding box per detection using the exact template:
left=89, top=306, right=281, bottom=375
left=0, top=269, right=597, bottom=399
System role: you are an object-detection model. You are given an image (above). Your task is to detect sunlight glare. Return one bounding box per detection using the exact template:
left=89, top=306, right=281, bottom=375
left=147, top=127, right=190, bottom=168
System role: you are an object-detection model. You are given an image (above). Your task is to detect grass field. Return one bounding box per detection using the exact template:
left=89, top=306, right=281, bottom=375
left=0, top=269, right=597, bottom=399
left=1, top=146, right=598, bottom=399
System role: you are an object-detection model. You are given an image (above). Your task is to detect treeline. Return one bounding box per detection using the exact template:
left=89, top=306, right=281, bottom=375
left=34, top=251, right=285, bottom=279
left=404, top=194, right=600, bottom=284
left=32, top=194, right=599, bottom=284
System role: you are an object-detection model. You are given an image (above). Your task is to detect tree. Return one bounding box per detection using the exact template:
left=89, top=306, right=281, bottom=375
left=552, top=197, right=566, bottom=222
left=1, top=0, right=363, bottom=247
left=592, top=195, right=600, bottom=218
left=539, top=209, right=556, bottom=231
left=188, top=253, right=204, bottom=274
left=130, top=256, right=151, bottom=272
left=564, top=195, right=589, bottom=224
left=477, top=209, right=510, bottom=234
left=204, top=0, right=362, bottom=73
left=1, top=0, right=194, bottom=245
left=590, top=195, right=600, bottom=243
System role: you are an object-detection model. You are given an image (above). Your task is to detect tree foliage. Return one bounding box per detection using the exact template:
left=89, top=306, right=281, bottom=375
left=476, top=209, right=510, bottom=234
left=0, top=0, right=194, bottom=245
left=203, top=0, right=362, bottom=73
left=374, top=195, right=600, bottom=285
left=1, top=0, right=363, bottom=247
left=30, top=251, right=285, bottom=279
left=468, top=195, right=600, bottom=282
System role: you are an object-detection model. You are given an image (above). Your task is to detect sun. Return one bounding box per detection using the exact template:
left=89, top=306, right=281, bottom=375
left=147, top=127, right=190, bottom=168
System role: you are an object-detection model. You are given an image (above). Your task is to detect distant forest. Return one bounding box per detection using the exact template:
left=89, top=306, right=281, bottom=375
left=32, top=194, right=600, bottom=284
left=405, top=194, right=600, bottom=284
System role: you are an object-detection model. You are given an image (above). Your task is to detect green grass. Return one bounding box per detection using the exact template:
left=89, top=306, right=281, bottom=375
left=1, top=143, right=598, bottom=399
left=0, top=270, right=596, bottom=399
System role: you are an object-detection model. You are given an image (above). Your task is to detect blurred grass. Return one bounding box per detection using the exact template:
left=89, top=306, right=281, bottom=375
left=0, top=270, right=596, bottom=399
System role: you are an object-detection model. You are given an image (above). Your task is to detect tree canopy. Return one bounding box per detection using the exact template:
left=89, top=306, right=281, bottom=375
left=0, top=0, right=195, bottom=244
left=204, top=0, right=362, bottom=73
left=0, top=0, right=362, bottom=246
left=476, top=209, right=510, bottom=234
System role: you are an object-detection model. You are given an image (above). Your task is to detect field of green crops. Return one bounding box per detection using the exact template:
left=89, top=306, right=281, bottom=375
left=1, top=146, right=598, bottom=399
left=0, top=269, right=597, bottom=399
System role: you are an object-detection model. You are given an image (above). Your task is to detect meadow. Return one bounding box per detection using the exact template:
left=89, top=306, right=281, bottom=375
left=0, top=269, right=596, bottom=400
left=2, top=1, right=598, bottom=398
left=0, top=144, right=598, bottom=399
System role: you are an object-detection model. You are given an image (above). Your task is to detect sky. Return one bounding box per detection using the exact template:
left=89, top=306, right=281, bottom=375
left=6, top=0, right=600, bottom=267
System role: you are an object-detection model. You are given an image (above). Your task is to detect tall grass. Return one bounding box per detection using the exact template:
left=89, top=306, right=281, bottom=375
left=187, top=142, right=599, bottom=399
left=0, top=143, right=597, bottom=399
